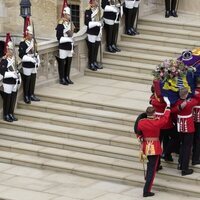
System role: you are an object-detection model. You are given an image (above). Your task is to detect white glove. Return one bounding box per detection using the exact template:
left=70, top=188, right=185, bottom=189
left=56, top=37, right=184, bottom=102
left=88, top=21, right=101, bottom=29
left=4, top=71, right=17, bottom=79
left=163, top=96, right=170, bottom=107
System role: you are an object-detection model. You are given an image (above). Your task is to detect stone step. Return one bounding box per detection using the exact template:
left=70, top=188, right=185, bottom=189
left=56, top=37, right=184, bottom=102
left=15, top=109, right=132, bottom=136
left=103, top=51, right=172, bottom=65
left=118, top=40, right=183, bottom=57
left=139, top=18, right=200, bottom=32
left=138, top=24, right=200, bottom=41
left=121, top=33, right=200, bottom=49
left=0, top=120, right=137, bottom=149
left=85, top=68, right=153, bottom=84
left=0, top=128, right=137, bottom=161
left=0, top=138, right=199, bottom=185
left=102, top=58, right=155, bottom=74
left=17, top=100, right=135, bottom=126
left=35, top=83, right=150, bottom=114
left=0, top=150, right=200, bottom=197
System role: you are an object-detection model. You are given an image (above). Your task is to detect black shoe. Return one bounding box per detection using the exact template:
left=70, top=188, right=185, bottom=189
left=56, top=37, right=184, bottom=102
left=24, top=96, right=31, bottom=104
left=126, top=29, right=134, bottom=35
left=30, top=95, right=40, bottom=101
left=165, top=11, right=170, bottom=18
left=3, top=115, right=13, bottom=122
left=181, top=169, right=193, bottom=176
left=9, top=114, right=18, bottom=121
left=192, top=160, right=200, bottom=165
left=112, top=45, right=121, bottom=52
left=60, top=78, right=68, bottom=85
left=143, top=192, right=155, bottom=197
left=107, top=45, right=116, bottom=53
left=65, top=77, right=74, bottom=84
left=131, top=28, right=139, bottom=35
left=88, top=63, right=97, bottom=71
left=171, top=10, right=178, bottom=17
left=94, top=62, right=103, bottom=69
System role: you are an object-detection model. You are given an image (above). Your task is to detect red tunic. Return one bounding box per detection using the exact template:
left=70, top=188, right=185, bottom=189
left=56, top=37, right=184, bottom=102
left=171, top=95, right=200, bottom=133
left=137, top=109, right=170, bottom=156
left=150, top=96, right=174, bottom=129
left=193, top=88, right=200, bottom=123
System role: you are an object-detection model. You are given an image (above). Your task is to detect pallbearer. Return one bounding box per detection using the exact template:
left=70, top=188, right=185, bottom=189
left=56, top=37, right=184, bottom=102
left=56, top=0, right=75, bottom=85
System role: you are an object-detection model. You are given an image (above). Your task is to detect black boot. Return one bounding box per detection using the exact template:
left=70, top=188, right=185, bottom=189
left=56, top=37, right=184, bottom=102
left=125, top=8, right=134, bottom=35
left=3, top=93, right=13, bottom=122
left=105, top=24, right=116, bottom=53
left=29, top=74, right=40, bottom=101
left=55, top=56, right=68, bottom=85
left=94, top=41, right=103, bottom=69
left=65, top=57, right=74, bottom=84
left=23, top=75, right=31, bottom=104
left=112, top=23, right=121, bottom=52
left=87, top=41, right=97, bottom=71
left=9, top=91, right=18, bottom=121
left=171, top=0, right=178, bottom=17
left=165, top=0, right=170, bottom=18
left=131, top=7, right=139, bottom=35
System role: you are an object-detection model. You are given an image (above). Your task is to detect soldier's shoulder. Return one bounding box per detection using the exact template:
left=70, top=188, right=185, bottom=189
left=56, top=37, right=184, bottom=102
left=58, top=18, right=64, bottom=24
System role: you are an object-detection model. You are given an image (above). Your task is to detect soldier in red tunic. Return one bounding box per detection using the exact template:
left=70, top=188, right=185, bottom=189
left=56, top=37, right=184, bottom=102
left=150, top=95, right=175, bottom=164
left=171, top=87, right=200, bottom=175
left=192, top=78, right=200, bottom=165
left=137, top=104, right=171, bottom=197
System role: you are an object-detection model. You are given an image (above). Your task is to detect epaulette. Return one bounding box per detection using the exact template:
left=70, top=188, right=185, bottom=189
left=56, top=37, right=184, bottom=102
left=85, top=5, right=91, bottom=10
left=58, top=18, right=64, bottom=24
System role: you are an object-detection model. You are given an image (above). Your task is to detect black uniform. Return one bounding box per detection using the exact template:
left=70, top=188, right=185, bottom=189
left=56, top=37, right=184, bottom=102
left=85, top=6, right=103, bottom=71
left=55, top=19, right=74, bottom=85
left=19, top=39, right=40, bottom=104
left=101, top=0, right=121, bottom=53
left=124, top=0, right=140, bottom=35
left=0, top=57, right=20, bottom=122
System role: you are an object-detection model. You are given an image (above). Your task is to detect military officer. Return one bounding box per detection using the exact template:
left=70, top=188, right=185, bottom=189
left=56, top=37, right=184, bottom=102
left=124, top=0, right=141, bottom=35
left=0, top=33, right=21, bottom=122
left=101, top=0, right=121, bottom=53
left=85, top=0, right=103, bottom=71
left=56, top=5, right=75, bottom=85
left=19, top=17, right=40, bottom=104
left=165, top=0, right=178, bottom=18
left=137, top=104, right=171, bottom=197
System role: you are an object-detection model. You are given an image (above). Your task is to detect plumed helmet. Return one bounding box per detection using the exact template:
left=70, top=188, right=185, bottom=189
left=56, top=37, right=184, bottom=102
left=4, top=33, right=13, bottom=55
left=24, top=16, right=33, bottom=38
left=63, top=6, right=70, bottom=15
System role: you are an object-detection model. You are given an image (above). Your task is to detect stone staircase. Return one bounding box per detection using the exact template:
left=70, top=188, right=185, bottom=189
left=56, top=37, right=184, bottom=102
left=0, top=14, right=200, bottom=198
left=85, top=15, right=200, bottom=84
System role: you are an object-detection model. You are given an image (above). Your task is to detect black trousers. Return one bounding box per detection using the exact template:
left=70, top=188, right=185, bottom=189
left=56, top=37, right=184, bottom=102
left=143, top=155, right=159, bottom=194
left=160, top=127, right=180, bottom=156
left=179, top=133, right=194, bottom=170
left=192, top=123, right=200, bottom=162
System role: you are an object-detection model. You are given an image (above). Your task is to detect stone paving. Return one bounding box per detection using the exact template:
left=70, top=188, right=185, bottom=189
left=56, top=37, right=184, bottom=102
left=0, top=163, right=198, bottom=200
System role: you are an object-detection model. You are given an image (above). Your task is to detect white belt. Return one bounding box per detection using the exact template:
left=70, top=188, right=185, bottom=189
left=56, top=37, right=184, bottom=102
left=177, top=114, right=192, bottom=119
left=155, top=112, right=164, bottom=116
left=193, top=106, right=200, bottom=109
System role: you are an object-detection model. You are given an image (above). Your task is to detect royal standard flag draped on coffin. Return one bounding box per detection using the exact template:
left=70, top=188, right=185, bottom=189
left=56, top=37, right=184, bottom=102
left=152, top=48, right=200, bottom=104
